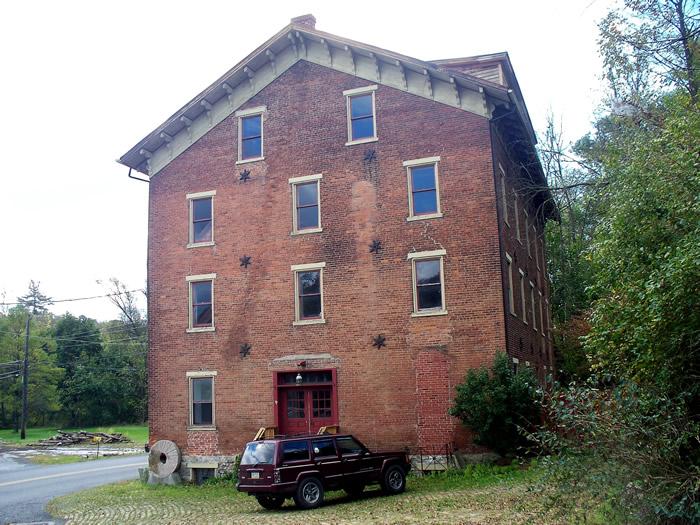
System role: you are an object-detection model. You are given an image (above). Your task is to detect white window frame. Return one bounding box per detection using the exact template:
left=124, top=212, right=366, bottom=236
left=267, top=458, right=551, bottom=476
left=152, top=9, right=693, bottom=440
left=505, top=253, right=515, bottom=316
left=289, top=174, right=323, bottom=235
left=186, top=190, right=216, bottom=248
left=404, top=156, right=443, bottom=221
left=513, top=191, right=521, bottom=243
left=519, top=269, right=527, bottom=325
left=344, top=85, right=378, bottom=146
left=499, top=164, right=509, bottom=226
left=408, top=249, right=447, bottom=317
left=236, top=105, right=266, bottom=164
left=530, top=281, right=537, bottom=332
left=186, top=273, right=216, bottom=333
left=187, top=371, right=217, bottom=430
left=291, top=262, right=326, bottom=325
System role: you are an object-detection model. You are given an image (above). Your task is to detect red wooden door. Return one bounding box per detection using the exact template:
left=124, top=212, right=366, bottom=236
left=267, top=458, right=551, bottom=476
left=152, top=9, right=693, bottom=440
left=280, top=387, right=334, bottom=435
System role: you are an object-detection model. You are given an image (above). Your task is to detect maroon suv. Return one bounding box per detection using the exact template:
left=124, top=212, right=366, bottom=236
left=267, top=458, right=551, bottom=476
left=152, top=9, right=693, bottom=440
left=237, top=434, right=411, bottom=510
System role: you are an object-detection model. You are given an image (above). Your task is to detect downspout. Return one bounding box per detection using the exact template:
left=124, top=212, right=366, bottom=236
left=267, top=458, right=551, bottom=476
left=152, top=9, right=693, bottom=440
left=128, top=167, right=150, bottom=183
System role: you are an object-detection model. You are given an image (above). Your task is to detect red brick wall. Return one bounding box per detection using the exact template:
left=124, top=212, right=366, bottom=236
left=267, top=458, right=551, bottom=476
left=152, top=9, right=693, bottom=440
left=147, top=60, right=507, bottom=455
left=490, top=125, right=554, bottom=379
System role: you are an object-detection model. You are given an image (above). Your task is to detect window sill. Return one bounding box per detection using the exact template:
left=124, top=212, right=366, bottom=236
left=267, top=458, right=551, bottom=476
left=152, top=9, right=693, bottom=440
left=186, top=326, right=215, bottom=333
left=504, top=220, right=510, bottom=227
left=407, top=212, right=443, bottom=222
left=187, top=241, right=215, bottom=249
left=411, top=309, right=448, bottom=318
left=291, top=227, right=323, bottom=236
left=186, top=426, right=217, bottom=432
left=510, top=311, right=518, bottom=317
left=293, top=318, right=326, bottom=326
left=236, top=156, right=265, bottom=165
left=345, top=137, right=378, bottom=146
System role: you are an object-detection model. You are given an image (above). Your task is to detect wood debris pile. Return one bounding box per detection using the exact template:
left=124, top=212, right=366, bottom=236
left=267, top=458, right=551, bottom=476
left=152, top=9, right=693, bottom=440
left=34, top=430, right=131, bottom=446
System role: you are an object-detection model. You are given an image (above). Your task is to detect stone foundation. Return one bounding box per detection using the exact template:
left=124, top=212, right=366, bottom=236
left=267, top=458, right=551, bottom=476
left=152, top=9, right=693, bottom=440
left=179, top=454, right=239, bottom=482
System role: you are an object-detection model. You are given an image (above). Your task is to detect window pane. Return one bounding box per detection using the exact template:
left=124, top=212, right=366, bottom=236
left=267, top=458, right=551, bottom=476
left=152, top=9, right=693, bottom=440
left=418, top=283, right=442, bottom=310
left=242, top=115, right=261, bottom=138
left=194, top=304, right=212, bottom=326
left=193, top=220, right=212, bottom=243
left=241, top=442, right=276, bottom=465
left=192, top=198, right=211, bottom=221
left=312, top=438, right=336, bottom=457
left=351, top=117, right=374, bottom=140
left=336, top=437, right=363, bottom=455
left=299, top=271, right=320, bottom=294
left=312, top=389, right=332, bottom=418
left=297, top=206, right=319, bottom=230
left=287, top=390, right=305, bottom=418
left=192, top=378, right=212, bottom=402
left=192, top=281, right=212, bottom=304
left=411, top=165, right=436, bottom=190
left=301, top=295, right=322, bottom=318
left=193, top=402, right=213, bottom=425
left=242, top=137, right=261, bottom=159
left=282, top=441, right=309, bottom=462
left=350, top=94, right=373, bottom=118
left=416, top=259, right=441, bottom=285
left=412, top=190, right=438, bottom=215
left=296, top=182, right=318, bottom=206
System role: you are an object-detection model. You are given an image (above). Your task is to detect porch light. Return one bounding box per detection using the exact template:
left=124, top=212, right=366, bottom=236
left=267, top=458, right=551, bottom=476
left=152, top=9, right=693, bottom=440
left=295, top=372, right=303, bottom=385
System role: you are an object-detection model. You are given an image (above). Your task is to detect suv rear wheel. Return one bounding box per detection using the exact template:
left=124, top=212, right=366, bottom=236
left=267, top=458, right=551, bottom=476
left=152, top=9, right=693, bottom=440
left=294, top=477, right=324, bottom=509
left=381, top=464, right=406, bottom=494
left=255, top=494, right=285, bottom=510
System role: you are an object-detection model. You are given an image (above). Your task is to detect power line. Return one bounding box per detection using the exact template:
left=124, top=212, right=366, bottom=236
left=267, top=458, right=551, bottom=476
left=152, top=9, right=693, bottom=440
left=0, top=360, right=22, bottom=367
left=0, top=329, right=146, bottom=346
left=0, top=289, right=144, bottom=307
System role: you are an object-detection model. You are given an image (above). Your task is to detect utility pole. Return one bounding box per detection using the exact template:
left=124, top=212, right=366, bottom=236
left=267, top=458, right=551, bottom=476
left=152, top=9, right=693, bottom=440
left=20, top=312, right=30, bottom=440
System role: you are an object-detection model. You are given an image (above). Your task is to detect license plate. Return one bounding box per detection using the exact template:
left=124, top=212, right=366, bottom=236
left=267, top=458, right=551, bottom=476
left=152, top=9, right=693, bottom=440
left=251, top=471, right=260, bottom=479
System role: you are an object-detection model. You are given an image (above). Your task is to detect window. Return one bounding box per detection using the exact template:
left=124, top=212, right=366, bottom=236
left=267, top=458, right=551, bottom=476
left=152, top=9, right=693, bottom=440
left=545, top=298, right=552, bottom=339
left=187, top=372, right=216, bottom=428
left=404, top=157, right=442, bottom=220
left=505, top=253, right=515, bottom=316
left=512, top=357, right=520, bottom=373
left=530, top=281, right=537, bottom=331
left=281, top=440, right=310, bottom=462
left=524, top=209, right=531, bottom=256
left=241, top=442, right=275, bottom=465
left=336, top=436, right=364, bottom=455
left=186, top=274, right=216, bottom=332
left=187, top=191, right=215, bottom=247
left=291, top=262, right=326, bottom=325
left=532, top=225, right=538, bottom=263
left=499, top=164, right=509, bottom=225
left=313, top=389, right=332, bottom=417
left=289, top=174, right=322, bottom=234
left=513, top=191, right=521, bottom=242
left=344, top=85, right=377, bottom=144
left=312, top=438, right=337, bottom=458
left=519, top=269, right=527, bottom=324
left=193, top=468, right=215, bottom=485
left=539, top=290, right=545, bottom=335
left=236, top=106, right=266, bottom=163
left=409, top=250, right=447, bottom=316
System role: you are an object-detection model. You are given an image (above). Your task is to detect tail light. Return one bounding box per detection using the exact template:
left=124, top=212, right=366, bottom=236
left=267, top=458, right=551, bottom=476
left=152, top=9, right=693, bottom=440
left=273, top=469, right=281, bottom=484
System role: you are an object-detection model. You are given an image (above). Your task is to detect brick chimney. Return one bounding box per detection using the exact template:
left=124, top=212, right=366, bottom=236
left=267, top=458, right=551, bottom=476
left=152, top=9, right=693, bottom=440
left=291, top=14, right=316, bottom=29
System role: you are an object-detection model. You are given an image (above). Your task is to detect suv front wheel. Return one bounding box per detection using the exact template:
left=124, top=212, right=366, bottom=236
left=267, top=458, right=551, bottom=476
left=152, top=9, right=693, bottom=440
left=381, top=464, right=406, bottom=494
left=294, top=477, right=324, bottom=509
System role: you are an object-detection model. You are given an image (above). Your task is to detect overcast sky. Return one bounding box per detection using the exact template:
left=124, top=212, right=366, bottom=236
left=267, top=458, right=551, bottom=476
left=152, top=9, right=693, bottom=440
left=0, top=0, right=612, bottom=321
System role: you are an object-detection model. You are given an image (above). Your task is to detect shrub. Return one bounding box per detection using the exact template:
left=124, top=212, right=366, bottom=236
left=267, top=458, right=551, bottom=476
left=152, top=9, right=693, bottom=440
left=527, top=379, right=700, bottom=524
left=449, top=352, right=540, bottom=456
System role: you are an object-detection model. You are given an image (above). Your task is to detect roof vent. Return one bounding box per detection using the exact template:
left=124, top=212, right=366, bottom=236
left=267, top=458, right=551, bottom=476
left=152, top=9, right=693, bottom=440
left=291, top=14, right=316, bottom=28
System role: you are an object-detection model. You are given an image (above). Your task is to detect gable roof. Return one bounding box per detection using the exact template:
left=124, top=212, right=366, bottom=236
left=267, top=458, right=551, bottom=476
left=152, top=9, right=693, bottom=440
left=118, top=16, right=538, bottom=180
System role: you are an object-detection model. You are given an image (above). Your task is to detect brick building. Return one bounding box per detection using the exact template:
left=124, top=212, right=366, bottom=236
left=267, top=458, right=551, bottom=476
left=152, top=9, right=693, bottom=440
left=119, top=15, right=556, bottom=479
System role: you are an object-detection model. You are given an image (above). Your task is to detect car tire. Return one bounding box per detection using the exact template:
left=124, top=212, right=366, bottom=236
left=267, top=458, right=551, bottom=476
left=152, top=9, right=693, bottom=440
left=381, top=464, right=406, bottom=495
left=344, top=484, right=365, bottom=498
left=255, top=494, right=285, bottom=510
left=294, top=477, right=324, bottom=509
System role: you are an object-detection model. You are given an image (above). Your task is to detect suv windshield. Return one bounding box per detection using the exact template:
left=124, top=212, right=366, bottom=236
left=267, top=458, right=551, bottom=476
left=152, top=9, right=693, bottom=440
left=241, top=442, right=276, bottom=465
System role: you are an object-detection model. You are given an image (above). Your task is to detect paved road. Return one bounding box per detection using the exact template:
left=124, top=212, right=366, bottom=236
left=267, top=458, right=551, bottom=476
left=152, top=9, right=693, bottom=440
left=0, top=453, right=146, bottom=525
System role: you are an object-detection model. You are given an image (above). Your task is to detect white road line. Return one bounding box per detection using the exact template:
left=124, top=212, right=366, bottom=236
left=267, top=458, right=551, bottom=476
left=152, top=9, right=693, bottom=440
left=0, top=462, right=145, bottom=488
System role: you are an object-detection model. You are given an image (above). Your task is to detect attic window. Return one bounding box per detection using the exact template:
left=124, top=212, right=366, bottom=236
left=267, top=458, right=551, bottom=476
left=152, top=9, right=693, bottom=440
left=236, top=106, right=266, bottom=164
left=344, top=85, right=378, bottom=145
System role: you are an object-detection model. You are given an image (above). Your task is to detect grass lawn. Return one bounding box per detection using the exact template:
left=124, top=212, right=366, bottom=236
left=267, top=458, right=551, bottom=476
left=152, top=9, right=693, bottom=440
left=48, top=463, right=576, bottom=525
left=0, top=424, right=148, bottom=446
